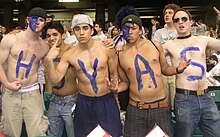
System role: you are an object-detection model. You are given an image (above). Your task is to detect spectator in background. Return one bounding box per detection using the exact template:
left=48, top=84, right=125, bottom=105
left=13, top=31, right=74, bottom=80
left=147, top=17, right=161, bottom=40
left=41, top=13, right=54, bottom=39
left=206, top=49, right=218, bottom=72
left=110, top=26, right=120, bottom=39
left=92, top=23, right=107, bottom=40
left=197, top=20, right=207, bottom=35
left=62, top=24, right=71, bottom=40
left=190, top=19, right=200, bottom=36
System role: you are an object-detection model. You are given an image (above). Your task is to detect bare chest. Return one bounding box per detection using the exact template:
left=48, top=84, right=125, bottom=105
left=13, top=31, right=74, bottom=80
left=119, top=49, right=159, bottom=73
left=72, top=50, right=108, bottom=73
left=10, top=41, right=46, bottom=62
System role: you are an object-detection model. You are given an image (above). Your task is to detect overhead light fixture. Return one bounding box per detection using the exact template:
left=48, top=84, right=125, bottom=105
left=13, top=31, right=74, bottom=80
left=59, top=0, right=79, bottom=2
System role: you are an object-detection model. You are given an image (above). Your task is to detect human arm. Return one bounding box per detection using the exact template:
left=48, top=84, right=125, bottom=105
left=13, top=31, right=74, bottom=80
left=44, top=39, right=70, bottom=84
left=0, top=34, right=21, bottom=90
left=214, top=7, right=220, bottom=21
left=157, top=41, right=190, bottom=75
left=102, top=38, right=115, bottom=49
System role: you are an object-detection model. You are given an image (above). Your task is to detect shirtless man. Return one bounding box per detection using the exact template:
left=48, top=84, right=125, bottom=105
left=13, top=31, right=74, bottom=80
left=45, top=14, right=122, bottom=137
left=45, top=22, right=77, bottom=137
left=163, top=8, right=220, bottom=137
left=115, top=13, right=190, bottom=137
left=0, top=7, right=49, bottom=137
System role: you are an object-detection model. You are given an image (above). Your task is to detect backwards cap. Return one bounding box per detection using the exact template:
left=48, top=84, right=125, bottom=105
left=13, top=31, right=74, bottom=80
left=71, top=14, right=97, bottom=36
left=28, top=7, right=47, bottom=19
left=121, top=14, right=142, bottom=27
left=72, top=14, right=93, bottom=28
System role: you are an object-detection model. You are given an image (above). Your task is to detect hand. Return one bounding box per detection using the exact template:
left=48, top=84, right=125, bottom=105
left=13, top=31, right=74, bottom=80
left=177, top=55, right=191, bottom=74
left=213, top=7, right=220, bottom=21
left=6, top=81, right=22, bottom=91
left=46, top=39, right=60, bottom=61
left=102, top=38, right=115, bottom=49
left=106, top=77, right=119, bottom=93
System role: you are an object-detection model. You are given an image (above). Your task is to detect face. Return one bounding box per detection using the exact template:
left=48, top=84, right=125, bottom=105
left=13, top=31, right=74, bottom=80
left=28, top=16, right=46, bottom=32
left=94, top=24, right=101, bottom=32
left=73, top=24, right=93, bottom=44
left=164, top=9, right=175, bottom=24
left=122, top=23, right=142, bottom=43
left=46, top=28, right=63, bottom=48
left=112, top=27, right=119, bottom=37
left=173, top=11, right=192, bottom=36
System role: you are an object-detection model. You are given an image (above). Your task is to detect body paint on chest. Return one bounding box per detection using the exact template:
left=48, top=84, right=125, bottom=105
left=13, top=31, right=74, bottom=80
left=180, top=46, right=205, bottom=81
left=134, top=54, right=157, bottom=91
left=53, top=57, right=65, bottom=90
left=16, top=51, right=36, bottom=78
left=78, top=58, right=99, bottom=93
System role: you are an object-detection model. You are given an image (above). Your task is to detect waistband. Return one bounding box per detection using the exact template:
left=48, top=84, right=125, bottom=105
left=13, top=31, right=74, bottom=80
left=78, top=92, right=114, bottom=101
left=129, top=98, right=169, bottom=109
left=52, top=92, right=78, bottom=100
left=18, top=83, right=39, bottom=93
left=176, top=88, right=208, bottom=96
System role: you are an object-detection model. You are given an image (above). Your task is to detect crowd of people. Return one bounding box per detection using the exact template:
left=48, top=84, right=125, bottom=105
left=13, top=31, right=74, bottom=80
left=0, top=3, right=220, bottom=137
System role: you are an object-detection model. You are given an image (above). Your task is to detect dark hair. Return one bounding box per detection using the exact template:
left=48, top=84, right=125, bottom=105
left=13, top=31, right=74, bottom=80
left=0, top=32, right=3, bottom=42
left=163, top=3, right=180, bottom=15
left=46, top=22, right=64, bottom=34
left=172, top=8, right=192, bottom=21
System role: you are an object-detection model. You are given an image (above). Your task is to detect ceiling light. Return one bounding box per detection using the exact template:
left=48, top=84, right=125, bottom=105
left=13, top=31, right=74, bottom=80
left=59, top=0, right=79, bottom=2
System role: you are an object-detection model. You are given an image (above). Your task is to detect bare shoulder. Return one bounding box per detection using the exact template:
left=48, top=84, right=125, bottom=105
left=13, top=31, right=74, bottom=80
left=0, top=33, right=17, bottom=49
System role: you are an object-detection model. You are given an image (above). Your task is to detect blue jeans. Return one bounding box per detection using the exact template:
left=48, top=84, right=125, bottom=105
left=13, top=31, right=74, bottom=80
left=47, top=93, right=78, bottom=137
left=174, top=91, right=220, bottom=137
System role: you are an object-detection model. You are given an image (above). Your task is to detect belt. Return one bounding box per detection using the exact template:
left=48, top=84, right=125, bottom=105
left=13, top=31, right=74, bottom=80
left=129, top=99, right=169, bottom=109
left=176, top=88, right=208, bottom=96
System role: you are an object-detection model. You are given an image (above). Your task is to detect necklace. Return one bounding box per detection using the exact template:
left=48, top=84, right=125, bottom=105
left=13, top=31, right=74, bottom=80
left=177, top=34, right=191, bottom=39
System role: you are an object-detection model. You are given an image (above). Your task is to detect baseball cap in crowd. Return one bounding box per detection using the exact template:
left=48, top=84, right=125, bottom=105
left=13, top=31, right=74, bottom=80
left=121, top=14, right=142, bottom=28
left=47, top=14, right=55, bottom=19
left=72, top=14, right=97, bottom=36
left=28, top=7, right=47, bottom=20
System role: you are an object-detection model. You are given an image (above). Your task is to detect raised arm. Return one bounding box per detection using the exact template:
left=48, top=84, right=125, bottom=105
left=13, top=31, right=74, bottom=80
left=0, top=34, right=21, bottom=90
left=44, top=39, right=70, bottom=84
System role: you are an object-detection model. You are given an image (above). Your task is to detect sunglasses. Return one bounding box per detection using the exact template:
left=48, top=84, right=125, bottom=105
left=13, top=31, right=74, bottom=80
left=173, top=17, right=188, bottom=23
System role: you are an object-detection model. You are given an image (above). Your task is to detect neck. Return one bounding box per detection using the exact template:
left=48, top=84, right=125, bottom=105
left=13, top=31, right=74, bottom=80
left=177, top=33, right=191, bottom=39
left=166, top=23, right=175, bottom=30
left=79, top=38, right=94, bottom=50
left=24, top=28, right=40, bottom=40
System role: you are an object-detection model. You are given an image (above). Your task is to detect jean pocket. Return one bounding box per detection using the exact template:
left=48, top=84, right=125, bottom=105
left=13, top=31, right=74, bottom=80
left=39, top=115, right=49, bottom=134
left=175, top=93, right=188, bottom=102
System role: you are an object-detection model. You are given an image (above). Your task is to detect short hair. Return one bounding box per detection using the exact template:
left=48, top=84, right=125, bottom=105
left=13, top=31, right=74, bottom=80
left=163, top=3, right=180, bottom=15
left=172, top=8, right=192, bottom=21
left=46, top=22, right=64, bottom=34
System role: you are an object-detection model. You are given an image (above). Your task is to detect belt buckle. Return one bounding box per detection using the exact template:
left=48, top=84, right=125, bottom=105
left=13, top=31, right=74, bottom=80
left=137, top=102, right=145, bottom=109
left=196, top=89, right=204, bottom=96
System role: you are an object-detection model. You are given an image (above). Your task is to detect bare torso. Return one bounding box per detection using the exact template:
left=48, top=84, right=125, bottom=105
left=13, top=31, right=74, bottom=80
left=51, top=44, right=78, bottom=96
left=66, top=40, right=113, bottom=96
left=6, top=32, right=49, bottom=87
left=119, top=39, right=166, bottom=102
left=164, top=36, right=208, bottom=90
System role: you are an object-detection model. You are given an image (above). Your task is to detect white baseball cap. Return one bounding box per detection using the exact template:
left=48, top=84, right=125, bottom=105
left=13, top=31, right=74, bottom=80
left=72, top=14, right=93, bottom=28
left=71, top=14, right=97, bottom=36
